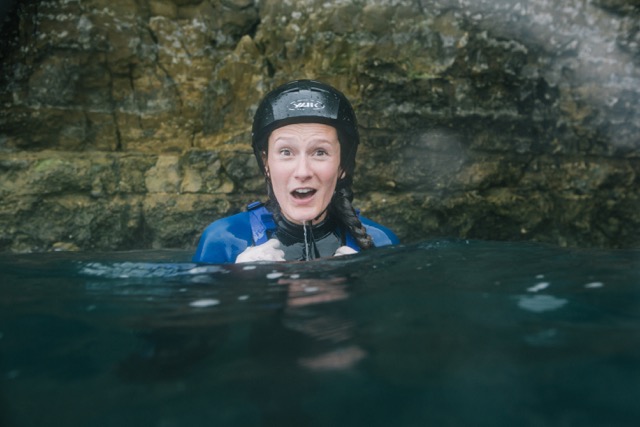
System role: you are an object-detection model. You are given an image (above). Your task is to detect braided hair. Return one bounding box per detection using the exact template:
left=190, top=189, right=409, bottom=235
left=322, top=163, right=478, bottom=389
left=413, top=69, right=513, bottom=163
left=328, top=184, right=374, bottom=250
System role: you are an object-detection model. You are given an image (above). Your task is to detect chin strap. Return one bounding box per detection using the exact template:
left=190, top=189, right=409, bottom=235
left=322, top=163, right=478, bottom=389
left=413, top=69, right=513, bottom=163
left=313, top=205, right=329, bottom=223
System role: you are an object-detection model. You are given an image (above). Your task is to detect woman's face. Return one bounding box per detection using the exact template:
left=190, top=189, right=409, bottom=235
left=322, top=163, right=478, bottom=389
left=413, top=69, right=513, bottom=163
left=266, top=123, right=343, bottom=225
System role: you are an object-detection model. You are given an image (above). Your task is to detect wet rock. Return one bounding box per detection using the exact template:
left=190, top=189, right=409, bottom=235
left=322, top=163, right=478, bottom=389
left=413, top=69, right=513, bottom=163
left=0, top=0, right=638, bottom=252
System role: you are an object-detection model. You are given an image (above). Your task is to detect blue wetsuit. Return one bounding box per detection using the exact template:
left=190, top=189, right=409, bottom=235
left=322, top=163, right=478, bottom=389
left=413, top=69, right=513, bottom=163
left=193, top=203, right=398, bottom=264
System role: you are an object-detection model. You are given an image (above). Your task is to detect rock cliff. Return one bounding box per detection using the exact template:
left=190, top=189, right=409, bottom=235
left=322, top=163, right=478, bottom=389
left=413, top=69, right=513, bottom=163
left=1, top=0, right=638, bottom=252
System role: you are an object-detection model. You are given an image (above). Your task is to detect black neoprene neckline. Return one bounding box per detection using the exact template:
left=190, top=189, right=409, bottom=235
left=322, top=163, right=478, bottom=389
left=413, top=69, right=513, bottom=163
left=275, top=214, right=336, bottom=245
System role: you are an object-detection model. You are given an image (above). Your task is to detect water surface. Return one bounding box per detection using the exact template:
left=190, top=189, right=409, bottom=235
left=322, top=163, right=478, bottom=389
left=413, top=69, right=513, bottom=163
left=1, top=240, right=639, bottom=427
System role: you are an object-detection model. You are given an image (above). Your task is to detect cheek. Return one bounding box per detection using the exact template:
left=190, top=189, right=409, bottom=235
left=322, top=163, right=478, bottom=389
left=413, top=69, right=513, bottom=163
left=317, top=165, right=341, bottom=193
left=325, top=161, right=342, bottom=182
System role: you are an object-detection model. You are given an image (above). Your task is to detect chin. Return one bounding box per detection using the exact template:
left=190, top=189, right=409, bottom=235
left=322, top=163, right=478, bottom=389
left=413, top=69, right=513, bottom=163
left=284, top=208, right=322, bottom=225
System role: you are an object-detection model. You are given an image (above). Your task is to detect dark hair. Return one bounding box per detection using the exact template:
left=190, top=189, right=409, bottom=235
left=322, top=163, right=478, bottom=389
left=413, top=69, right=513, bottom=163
left=254, top=80, right=373, bottom=250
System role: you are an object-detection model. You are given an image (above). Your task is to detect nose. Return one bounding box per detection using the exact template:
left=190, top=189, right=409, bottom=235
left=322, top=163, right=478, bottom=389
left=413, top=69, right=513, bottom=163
left=293, top=155, right=312, bottom=181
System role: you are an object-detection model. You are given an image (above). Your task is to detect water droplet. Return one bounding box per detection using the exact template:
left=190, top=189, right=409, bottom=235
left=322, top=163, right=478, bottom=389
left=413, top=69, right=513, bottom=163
left=585, top=282, right=604, bottom=289
left=528, top=282, right=550, bottom=292
left=189, top=299, right=220, bottom=308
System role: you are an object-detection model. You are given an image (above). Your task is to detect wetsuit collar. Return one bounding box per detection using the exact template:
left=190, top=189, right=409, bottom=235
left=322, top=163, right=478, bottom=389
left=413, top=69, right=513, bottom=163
left=275, top=215, right=337, bottom=246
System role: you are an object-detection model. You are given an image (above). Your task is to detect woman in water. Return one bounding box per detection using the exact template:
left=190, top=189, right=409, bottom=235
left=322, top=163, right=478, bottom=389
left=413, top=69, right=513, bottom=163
left=193, top=79, right=398, bottom=263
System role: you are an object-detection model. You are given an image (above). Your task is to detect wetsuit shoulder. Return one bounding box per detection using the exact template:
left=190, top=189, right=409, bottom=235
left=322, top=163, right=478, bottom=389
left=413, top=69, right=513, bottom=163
left=192, top=211, right=253, bottom=263
left=360, top=216, right=399, bottom=247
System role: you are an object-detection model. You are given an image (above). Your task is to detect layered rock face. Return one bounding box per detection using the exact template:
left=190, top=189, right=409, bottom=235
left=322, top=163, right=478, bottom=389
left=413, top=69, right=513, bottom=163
left=0, top=0, right=638, bottom=252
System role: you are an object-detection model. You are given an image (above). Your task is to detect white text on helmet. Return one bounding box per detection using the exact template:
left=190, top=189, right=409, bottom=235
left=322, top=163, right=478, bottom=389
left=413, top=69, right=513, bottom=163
left=288, top=100, right=325, bottom=111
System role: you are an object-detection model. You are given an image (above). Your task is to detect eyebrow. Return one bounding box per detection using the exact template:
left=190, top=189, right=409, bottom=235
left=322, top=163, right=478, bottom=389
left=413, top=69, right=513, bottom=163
left=272, top=134, right=338, bottom=143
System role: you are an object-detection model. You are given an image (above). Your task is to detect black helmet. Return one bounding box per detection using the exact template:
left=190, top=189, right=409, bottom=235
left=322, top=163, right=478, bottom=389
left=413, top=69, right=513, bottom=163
left=251, top=80, right=360, bottom=184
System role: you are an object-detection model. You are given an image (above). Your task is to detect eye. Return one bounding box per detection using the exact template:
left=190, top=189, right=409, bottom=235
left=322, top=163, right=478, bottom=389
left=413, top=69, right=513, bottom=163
left=314, top=148, right=328, bottom=157
left=279, top=148, right=292, bottom=156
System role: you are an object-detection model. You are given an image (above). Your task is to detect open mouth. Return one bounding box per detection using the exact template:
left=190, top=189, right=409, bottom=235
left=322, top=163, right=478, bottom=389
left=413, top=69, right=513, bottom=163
left=291, top=188, right=316, bottom=200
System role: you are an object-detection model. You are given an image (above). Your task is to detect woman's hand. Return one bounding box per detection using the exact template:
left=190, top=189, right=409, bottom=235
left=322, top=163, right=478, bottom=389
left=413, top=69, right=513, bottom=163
left=235, top=238, right=285, bottom=263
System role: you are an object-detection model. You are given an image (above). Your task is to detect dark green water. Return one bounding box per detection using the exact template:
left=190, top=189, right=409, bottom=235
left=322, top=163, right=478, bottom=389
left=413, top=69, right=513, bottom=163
left=1, top=240, right=639, bottom=427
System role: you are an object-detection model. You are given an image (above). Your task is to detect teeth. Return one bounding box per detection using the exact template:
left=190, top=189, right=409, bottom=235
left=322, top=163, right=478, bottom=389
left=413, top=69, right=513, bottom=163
left=295, top=189, right=313, bottom=194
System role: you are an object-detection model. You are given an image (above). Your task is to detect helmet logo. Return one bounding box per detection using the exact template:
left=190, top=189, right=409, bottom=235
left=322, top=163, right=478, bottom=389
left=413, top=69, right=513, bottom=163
left=288, top=99, right=325, bottom=111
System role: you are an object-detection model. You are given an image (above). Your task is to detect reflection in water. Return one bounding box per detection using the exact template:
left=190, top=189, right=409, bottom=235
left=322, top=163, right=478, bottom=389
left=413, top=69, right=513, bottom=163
left=115, top=274, right=365, bottom=382
left=280, top=276, right=366, bottom=371
left=106, top=269, right=368, bottom=424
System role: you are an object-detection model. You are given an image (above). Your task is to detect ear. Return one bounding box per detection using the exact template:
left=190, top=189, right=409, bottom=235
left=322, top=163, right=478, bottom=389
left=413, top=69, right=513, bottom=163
left=339, top=169, right=346, bottom=180
left=262, top=152, right=269, bottom=177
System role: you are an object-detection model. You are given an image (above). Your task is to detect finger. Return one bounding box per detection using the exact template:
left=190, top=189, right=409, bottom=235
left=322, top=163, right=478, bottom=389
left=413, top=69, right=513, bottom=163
left=334, top=246, right=357, bottom=257
left=264, top=238, right=282, bottom=249
left=269, top=248, right=285, bottom=261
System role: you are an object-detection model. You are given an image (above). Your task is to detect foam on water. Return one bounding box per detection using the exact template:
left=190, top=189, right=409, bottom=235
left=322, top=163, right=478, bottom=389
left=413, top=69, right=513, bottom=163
left=517, top=294, right=568, bottom=313
left=78, top=261, right=227, bottom=279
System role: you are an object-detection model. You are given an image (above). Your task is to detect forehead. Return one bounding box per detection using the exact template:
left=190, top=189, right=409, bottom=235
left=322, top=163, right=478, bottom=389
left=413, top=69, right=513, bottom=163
left=269, top=123, right=338, bottom=141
